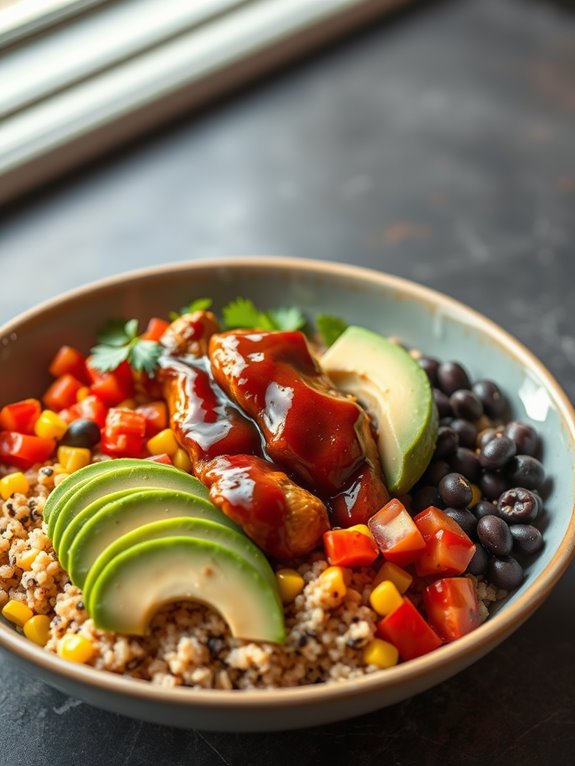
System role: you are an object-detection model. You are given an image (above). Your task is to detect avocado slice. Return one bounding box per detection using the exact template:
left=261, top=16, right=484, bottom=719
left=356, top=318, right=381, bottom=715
left=321, top=326, right=438, bottom=495
left=65, top=489, right=239, bottom=587
left=89, top=537, right=285, bottom=643
left=42, top=458, right=144, bottom=523
left=82, top=516, right=277, bottom=612
left=48, top=463, right=210, bottom=555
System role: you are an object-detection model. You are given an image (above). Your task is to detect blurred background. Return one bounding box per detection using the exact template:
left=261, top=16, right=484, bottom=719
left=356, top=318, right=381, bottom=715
left=0, top=1, right=574, bottom=763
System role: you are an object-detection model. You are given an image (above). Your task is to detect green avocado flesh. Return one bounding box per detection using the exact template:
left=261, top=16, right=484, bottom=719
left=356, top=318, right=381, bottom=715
left=321, top=326, right=438, bottom=495
left=82, top=516, right=277, bottom=612
left=90, top=537, right=285, bottom=643
left=66, top=489, right=240, bottom=589
left=48, top=462, right=210, bottom=555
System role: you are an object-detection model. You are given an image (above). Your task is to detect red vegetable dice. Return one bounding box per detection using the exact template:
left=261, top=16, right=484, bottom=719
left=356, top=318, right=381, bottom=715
left=136, top=401, right=168, bottom=437
left=146, top=453, right=173, bottom=465
left=87, top=359, right=134, bottom=406
left=413, top=507, right=476, bottom=577
left=59, top=395, right=108, bottom=428
left=141, top=317, right=170, bottom=342
left=368, top=499, right=426, bottom=566
left=0, top=431, right=56, bottom=470
left=424, top=577, right=482, bottom=642
left=48, top=346, right=89, bottom=384
left=376, top=597, right=443, bottom=661
left=323, top=529, right=379, bottom=567
left=101, top=407, right=146, bottom=457
left=0, top=399, right=41, bottom=435
left=43, top=374, right=84, bottom=411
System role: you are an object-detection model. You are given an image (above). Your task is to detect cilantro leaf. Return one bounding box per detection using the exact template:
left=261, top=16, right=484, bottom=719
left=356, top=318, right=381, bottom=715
left=89, top=343, right=131, bottom=372
left=268, top=306, right=306, bottom=331
left=91, top=317, right=162, bottom=374
left=222, top=298, right=275, bottom=331
left=169, top=297, right=213, bottom=322
left=128, top=339, right=163, bottom=373
left=316, top=314, right=348, bottom=347
left=96, top=319, right=132, bottom=347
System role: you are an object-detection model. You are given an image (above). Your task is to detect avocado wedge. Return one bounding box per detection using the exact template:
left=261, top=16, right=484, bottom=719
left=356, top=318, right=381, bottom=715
left=65, top=489, right=238, bottom=587
left=321, top=326, right=438, bottom=495
left=90, top=537, right=285, bottom=643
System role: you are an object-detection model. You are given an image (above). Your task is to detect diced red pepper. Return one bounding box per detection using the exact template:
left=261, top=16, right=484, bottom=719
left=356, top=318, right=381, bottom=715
left=413, top=507, right=476, bottom=577
left=59, top=395, right=108, bottom=428
left=146, top=453, right=173, bottom=465
left=100, top=407, right=146, bottom=457
left=0, top=431, right=56, bottom=470
left=136, top=401, right=168, bottom=437
left=43, top=375, right=84, bottom=411
left=424, top=577, right=482, bottom=642
left=376, top=597, right=443, bottom=661
left=86, top=359, right=134, bottom=407
left=141, top=317, right=170, bottom=342
left=368, top=499, right=427, bottom=566
left=323, top=529, right=379, bottom=567
left=0, top=399, right=42, bottom=434
left=48, top=346, right=89, bottom=384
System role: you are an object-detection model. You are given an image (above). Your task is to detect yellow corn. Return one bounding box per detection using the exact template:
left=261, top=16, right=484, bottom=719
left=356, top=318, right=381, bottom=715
left=17, top=548, right=39, bottom=571
left=173, top=447, right=192, bottom=472
left=347, top=523, right=375, bottom=541
left=2, top=599, right=34, bottom=627
left=470, top=483, right=482, bottom=508
left=24, top=614, right=51, bottom=646
left=362, top=638, right=399, bottom=669
left=76, top=386, right=91, bottom=402
left=0, top=471, right=29, bottom=500
left=276, top=569, right=305, bottom=603
left=369, top=580, right=404, bottom=617
left=34, top=410, right=68, bottom=440
left=57, top=634, right=94, bottom=664
left=57, top=446, right=91, bottom=473
left=373, top=561, right=413, bottom=594
left=319, top=566, right=347, bottom=598
left=147, top=428, right=179, bottom=457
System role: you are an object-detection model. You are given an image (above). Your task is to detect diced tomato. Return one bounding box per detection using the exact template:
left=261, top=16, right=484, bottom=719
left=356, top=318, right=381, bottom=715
left=376, top=597, right=443, bottom=661
left=0, top=399, right=42, bottom=434
left=0, top=431, right=56, bottom=470
left=59, top=395, right=108, bottom=428
left=424, top=577, right=482, bottom=642
left=48, top=346, right=89, bottom=384
left=141, top=317, right=170, bottom=342
left=43, top=375, right=84, bottom=412
left=323, top=529, right=379, bottom=567
left=146, top=453, right=173, bottom=465
left=414, top=507, right=476, bottom=577
left=136, top=401, right=168, bottom=437
left=368, top=499, right=427, bottom=566
left=100, top=407, right=146, bottom=457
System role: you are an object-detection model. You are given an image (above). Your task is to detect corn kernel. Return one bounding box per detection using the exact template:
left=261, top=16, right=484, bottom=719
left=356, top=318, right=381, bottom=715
left=347, top=523, right=375, bottom=541
left=373, top=561, right=413, bottom=594
left=362, top=638, right=399, bottom=669
left=369, top=580, right=404, bottom=617
left=319, top=566, right=347, bottom=598
left=34, top=410, right=68, bottom=440
left=275, top=568, right=305, bottom=603
left=470, top=483, right=482, bottom=509
left=24, top=614, right=51, bottom=646
left=0, top=472, right=29, bottom=500
left=57, top=446, right=91, bottom=473
left=2, top=599, right=34, bottom=627
left=17, top=548, right=39, bottom=571
left=147, top=428, right=179, bottom=457
left=173, top=447, right=192, bottom=472
left=57, top=633, right=94, bottom=664
left=76, top=386, right=90, bottom=402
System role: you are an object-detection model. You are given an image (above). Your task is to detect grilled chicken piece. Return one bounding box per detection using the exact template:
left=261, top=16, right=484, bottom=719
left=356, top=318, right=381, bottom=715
left=161, top=311, right=220, bottom=357
left=200, top=454, right=330, bottom=559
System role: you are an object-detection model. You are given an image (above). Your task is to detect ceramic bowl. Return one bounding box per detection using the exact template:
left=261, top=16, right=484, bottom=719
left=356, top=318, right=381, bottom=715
left=1, top=257, right=574, bottom=731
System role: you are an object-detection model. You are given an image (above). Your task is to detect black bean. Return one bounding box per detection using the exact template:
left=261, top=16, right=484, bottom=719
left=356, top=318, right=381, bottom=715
left=472, top=380, right=506, bottom=419
left=510, top=524, right=544, bottom=555
left=488, top=557, right=524, bottom=590
left=438, top=472, right=473, bottom=509
left=439, top=417, right=454, bottom=427
left=418, top=357, right=440, bottom=385
left=449, top=390, right=483, bottom=421
left=62, top=418, right=101, bottom=449
left=450, top=419, right=477, bottom=449
left=477, top=515, right=513, bottom=556
left=433, top=427, right=459, bottom=459
left=477, top=427, right=499, bottom=450
left=466, top=544, right=489, bottom=576
left=450, top=447, right=481, bottom=483
left=433, top=389, right=452, bottom=418
left=443, top=507, right=478, bottom=537
left=497, top=487, right=539, bottom=524
left=503, top=421, right=538, bottom=457
left=479, top=471, right=509, bottom=501
left=437, top=362, right=471, bottom=395
left=473, top=500, right=498, bottom=520
left=505, top=455, right=545, bottom=490
left=479, top=434, right=516, bottom=469
left=412, top=485, right=442, bottom=513
left=422, top=460, right=451, bottom=486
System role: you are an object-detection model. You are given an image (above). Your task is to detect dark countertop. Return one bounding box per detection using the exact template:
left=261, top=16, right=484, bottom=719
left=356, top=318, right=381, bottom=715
left=1, top=0, right=574, bottom=763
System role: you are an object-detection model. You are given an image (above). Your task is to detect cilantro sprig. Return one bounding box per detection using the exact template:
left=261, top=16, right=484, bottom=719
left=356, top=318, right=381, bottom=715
left=90, top=319, right=162, bottom=374
left=168, top=297, right=213, bottom=322
left=222, top=298, right=306, bottom=332
left=315, top=314, right=348, bottom=347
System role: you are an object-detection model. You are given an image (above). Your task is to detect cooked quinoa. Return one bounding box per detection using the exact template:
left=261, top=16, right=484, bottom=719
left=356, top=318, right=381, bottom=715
left=0, top=461, right=504, bottom=689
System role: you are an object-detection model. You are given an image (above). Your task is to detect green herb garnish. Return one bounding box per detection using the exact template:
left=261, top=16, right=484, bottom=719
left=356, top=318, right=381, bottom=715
left=168, top=297, right=213, bottom=322
left=316, top=314, right=348, bottom=347
left=222, top=298, right=306, bottom=332
left=90, top=319, right=162, bottom=373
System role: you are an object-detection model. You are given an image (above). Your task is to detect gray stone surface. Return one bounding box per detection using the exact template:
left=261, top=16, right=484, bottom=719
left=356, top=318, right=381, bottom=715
left=1, top=0, right=574, bottom=763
